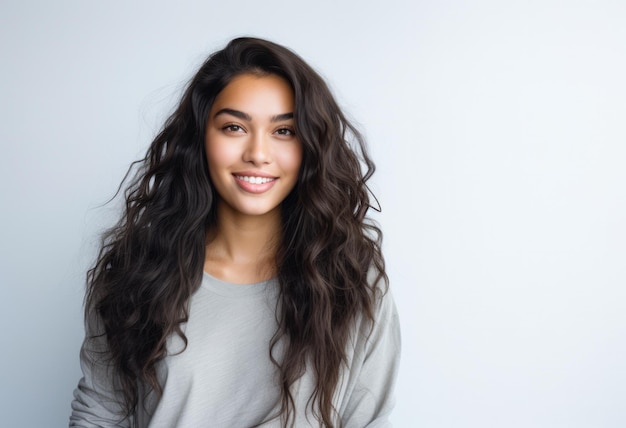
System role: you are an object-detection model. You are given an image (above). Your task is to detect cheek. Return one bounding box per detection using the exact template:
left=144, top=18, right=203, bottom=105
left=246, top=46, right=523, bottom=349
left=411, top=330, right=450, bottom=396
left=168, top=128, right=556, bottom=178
left=205, top=139, right=236, bottom=172
left=278, top=144, right=303, bottom=175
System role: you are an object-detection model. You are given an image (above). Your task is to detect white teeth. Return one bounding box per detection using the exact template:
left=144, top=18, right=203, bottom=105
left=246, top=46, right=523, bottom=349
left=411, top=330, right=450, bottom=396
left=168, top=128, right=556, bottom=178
left=236, top=175, right=275, bottom=184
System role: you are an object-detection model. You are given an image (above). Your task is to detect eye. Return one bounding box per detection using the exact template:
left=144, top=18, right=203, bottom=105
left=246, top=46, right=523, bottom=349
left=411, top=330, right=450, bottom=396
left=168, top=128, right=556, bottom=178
left=275, top=127, right=295, bottom=137
left=222, top=124, right=245, bottom=133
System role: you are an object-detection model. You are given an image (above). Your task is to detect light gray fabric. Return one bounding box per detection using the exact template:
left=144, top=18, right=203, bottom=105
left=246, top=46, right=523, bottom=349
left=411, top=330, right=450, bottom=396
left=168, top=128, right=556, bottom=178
left=70, top=272, right=400, bottom=427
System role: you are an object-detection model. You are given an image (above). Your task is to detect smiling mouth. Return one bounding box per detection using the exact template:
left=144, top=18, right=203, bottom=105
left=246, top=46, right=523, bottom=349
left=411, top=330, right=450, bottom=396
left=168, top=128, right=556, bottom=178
left=234, top=175, right=277, bottom=184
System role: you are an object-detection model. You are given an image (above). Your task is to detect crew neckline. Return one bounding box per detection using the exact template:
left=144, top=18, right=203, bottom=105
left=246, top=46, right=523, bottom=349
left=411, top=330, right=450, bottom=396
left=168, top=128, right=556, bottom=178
left=201, top=271, right=277, bottom=297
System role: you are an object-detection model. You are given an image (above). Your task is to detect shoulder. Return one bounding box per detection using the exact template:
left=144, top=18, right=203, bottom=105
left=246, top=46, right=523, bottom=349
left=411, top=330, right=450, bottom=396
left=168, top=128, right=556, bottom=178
left=352, top=268, right=401, bottom=357
left=367, top=267, right=398, bottom=327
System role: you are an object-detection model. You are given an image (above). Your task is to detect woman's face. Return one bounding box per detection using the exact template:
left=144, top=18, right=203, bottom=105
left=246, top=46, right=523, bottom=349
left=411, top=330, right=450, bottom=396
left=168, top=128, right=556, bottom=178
left=204, top=73, right=302, bottom=220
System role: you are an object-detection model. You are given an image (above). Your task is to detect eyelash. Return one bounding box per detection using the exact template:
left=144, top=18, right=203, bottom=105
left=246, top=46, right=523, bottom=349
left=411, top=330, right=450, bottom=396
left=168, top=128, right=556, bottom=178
left=223, top=124, right=244, bottom=133
left=275, top=127, right=295, bottom=136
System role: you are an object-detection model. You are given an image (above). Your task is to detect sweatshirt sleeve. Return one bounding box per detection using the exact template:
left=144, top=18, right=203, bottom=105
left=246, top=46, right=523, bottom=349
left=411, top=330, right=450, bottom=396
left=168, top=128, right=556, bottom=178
left=340, top=287, right=402, bottom=428
left=69, top=314, right=130, bottom=427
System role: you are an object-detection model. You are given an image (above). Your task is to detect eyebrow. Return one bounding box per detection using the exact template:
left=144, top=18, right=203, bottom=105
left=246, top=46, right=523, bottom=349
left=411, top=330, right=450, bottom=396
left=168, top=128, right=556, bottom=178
left=214, top=108, right=293, bottom=122
left=270, top=112, right=294, bottom=122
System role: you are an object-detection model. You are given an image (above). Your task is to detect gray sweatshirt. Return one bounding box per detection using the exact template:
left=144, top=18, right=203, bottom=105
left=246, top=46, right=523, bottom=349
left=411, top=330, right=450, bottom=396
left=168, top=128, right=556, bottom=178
left=70, top=272, right=400, bottom=427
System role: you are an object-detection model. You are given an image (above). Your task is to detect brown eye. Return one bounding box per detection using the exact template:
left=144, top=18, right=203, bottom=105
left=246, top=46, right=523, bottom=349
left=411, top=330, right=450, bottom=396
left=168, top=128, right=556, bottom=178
left=223, top=124, right=244, bottom=133
left=275, top=128, right=295, bottom=136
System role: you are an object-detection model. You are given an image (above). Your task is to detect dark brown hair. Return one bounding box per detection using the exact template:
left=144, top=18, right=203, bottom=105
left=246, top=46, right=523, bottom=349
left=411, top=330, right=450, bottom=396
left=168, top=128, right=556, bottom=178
left=85, top=37, right=386, bottom=427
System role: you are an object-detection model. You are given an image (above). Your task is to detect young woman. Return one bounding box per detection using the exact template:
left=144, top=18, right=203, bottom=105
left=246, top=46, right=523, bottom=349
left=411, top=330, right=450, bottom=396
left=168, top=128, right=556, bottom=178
left=70, top=37, right=400, bottom=428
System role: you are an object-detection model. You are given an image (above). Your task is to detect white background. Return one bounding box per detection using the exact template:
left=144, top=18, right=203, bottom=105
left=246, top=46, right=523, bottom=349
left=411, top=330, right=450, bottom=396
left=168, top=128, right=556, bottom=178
left=1, top=1, right=625, bottom=427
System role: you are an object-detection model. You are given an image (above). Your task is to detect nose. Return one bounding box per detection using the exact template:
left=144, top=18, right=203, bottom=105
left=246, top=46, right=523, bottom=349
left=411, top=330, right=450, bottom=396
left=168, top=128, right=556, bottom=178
left=243, top=132, right=271, bottom=165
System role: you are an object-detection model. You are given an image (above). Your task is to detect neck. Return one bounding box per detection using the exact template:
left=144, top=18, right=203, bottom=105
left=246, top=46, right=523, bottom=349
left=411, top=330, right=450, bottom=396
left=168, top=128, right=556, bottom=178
left=204, top=202, right=281, bottom=284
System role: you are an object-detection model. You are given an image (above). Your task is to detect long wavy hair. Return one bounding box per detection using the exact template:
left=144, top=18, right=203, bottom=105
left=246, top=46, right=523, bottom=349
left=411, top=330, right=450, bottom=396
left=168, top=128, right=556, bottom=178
left=85, top=37, right=386, bottom=427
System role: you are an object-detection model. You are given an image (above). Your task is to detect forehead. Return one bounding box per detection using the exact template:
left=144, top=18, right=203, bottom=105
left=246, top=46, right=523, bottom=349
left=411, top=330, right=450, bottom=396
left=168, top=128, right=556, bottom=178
left=210, top=73, right=294, bottom=117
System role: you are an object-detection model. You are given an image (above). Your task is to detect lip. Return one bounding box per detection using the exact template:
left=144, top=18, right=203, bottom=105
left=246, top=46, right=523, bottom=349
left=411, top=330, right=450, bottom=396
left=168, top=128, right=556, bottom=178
left=232, top=172, right=278, bottom=194
left=233, top=170, right=278, bottom=179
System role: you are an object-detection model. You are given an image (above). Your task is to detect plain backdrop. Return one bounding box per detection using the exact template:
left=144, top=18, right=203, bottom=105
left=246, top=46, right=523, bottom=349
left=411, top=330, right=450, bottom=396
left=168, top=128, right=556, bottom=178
left=1, top=1, right=625, bottom=427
